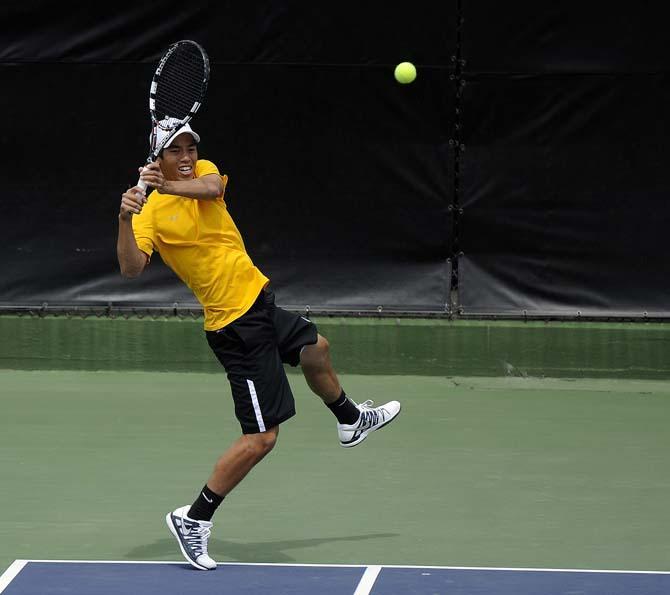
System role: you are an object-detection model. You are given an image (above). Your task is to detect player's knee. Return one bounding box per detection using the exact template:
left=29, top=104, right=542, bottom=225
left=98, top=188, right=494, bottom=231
left=259, top=430, right=278, bottom=454
left=316, top=334, right=330, bottom=355
left=246, top=428, right=278, bottom=459
left=301, top=334, right=329, bottom=369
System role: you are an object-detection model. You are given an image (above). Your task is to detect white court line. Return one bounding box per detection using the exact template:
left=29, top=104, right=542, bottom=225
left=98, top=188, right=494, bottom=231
left=0, top=560, right=27, bottom=593
left=16, top=559, right=364, bottom=567
left=379, top=564, right=670, bottom=575
left=6, top=559, right=670, bottom=575
left=353, top=565, right=382, bottom=595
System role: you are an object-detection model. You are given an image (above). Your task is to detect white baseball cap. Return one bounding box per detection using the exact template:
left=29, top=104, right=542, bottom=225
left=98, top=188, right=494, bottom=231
left=150, top=119, right=201, bottom=150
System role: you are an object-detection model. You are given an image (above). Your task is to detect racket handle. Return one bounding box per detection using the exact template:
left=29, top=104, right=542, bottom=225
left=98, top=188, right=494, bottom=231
left=130, top=170, right=149, bottom=217
left=137, top=162, right=151, bottom=191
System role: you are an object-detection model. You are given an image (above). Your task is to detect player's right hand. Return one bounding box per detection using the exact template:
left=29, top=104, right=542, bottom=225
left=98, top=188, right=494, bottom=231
left=120, top=186, right=147, bottom=220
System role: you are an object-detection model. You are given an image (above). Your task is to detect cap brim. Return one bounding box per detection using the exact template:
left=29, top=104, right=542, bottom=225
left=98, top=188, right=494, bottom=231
left=163, top=127, right=201, bottom=148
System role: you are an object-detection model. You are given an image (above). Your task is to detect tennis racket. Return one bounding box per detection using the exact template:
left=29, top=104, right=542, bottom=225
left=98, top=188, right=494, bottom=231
left=137, top=40, right=210, bottom=192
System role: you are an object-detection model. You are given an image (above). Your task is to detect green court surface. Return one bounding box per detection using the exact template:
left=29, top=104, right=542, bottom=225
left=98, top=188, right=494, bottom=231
left=1, top=317, right=670, bottom=576
left=2, top=315, right=670, bottom=378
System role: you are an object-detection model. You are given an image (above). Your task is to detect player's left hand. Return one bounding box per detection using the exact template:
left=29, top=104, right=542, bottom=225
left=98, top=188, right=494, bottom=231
left=138, top=162, right=169, bottom=193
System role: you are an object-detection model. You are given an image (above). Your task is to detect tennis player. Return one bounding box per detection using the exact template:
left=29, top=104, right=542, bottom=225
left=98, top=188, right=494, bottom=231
left=116, top=124, right=401, bottom=571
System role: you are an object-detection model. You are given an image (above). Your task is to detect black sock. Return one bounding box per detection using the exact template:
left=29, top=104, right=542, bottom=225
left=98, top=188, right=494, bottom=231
left=327, top=390, right=360, bottom=425
left=188, top=485, right=224, bottom=521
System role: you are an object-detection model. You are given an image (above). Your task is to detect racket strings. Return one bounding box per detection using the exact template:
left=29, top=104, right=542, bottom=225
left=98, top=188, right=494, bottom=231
left=155, top=46, right=208, bottom=121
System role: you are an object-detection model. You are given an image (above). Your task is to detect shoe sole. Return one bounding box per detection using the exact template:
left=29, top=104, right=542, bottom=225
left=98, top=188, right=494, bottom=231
left=165, top=512, right=215, bottom=571
left=339, top=405, right=402, bottom=448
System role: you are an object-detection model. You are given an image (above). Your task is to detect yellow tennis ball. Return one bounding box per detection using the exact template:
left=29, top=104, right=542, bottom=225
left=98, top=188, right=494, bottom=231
left=394, top=62, right=416, bottom=84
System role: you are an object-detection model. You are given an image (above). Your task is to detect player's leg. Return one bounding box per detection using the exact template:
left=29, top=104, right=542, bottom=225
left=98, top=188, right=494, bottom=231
left=167, top=291, right=295, bottom=570
left=205, top=426, right=279, bottom=497
left=167, top=424, right=283, bottom=571
left=299, top=334, right=401, bottom=446
left=299, top=334, right=341, bottom=402
left=266, top=290, right=402, bottom=447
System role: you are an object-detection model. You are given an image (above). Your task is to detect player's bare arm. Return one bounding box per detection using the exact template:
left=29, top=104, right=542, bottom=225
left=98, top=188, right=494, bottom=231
left=139, top=145, right=223, bottom=200
left=117, top=187, right=149, bottom=278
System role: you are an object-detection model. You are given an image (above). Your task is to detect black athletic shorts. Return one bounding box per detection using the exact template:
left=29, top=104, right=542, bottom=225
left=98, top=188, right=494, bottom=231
left=205, top=290, right=318, bottom=434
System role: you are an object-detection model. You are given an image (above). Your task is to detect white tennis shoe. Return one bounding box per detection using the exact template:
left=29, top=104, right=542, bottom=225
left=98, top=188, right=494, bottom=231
left=337, top=399, right=401, bottom=447
left=166, top=505, right=216, bottom=570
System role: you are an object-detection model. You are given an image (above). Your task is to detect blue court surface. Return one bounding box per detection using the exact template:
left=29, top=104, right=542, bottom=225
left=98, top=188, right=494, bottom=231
left=1, top=561, right=669, bottom=595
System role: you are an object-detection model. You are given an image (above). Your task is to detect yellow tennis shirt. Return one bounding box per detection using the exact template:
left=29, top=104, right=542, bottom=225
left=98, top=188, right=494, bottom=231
left=132, top=159, right=269, bottom=330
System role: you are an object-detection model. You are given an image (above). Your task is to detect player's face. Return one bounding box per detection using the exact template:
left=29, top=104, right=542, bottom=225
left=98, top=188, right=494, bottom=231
left=159, top=133, right=198, bottom=181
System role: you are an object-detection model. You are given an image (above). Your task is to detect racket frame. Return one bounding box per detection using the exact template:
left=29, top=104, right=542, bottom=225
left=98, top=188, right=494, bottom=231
left=136, top=40, right=210, bottom=192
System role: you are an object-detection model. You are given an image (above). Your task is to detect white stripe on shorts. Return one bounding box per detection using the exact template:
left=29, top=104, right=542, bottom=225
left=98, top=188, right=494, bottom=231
left=246, top=379, right=266, bottom=432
